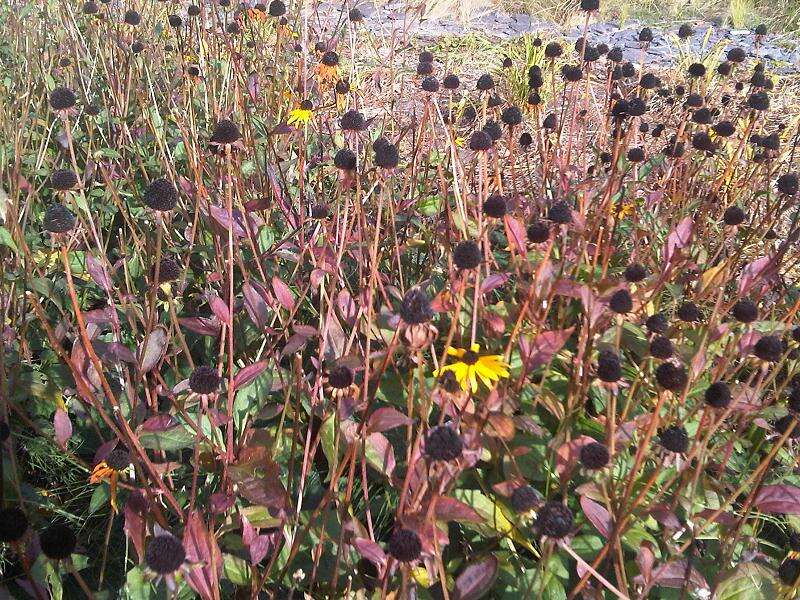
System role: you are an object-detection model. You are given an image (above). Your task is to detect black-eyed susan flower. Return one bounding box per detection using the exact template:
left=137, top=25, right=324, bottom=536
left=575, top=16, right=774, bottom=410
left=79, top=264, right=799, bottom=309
left=287, top=100, right=314, bottom=127
left=90, top=446, right=131, bottom=512
left=434, top=343, right=509, bottom=392
left=317, top=51, right=339, bottom=87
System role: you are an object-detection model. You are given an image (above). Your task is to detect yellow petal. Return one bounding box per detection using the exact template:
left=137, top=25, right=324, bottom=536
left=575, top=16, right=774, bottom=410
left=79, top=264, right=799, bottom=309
left=447, top=347, right=465, bottom=357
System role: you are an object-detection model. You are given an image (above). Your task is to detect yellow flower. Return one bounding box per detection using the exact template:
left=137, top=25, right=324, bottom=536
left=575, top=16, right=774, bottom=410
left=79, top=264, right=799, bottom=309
left=287, top=108, right=314, bottom=126
left=434, top=343, right=509, bottom=392
left=615, top=200, right=635, bottom=219
left=287, top=100, right=314, bottom=127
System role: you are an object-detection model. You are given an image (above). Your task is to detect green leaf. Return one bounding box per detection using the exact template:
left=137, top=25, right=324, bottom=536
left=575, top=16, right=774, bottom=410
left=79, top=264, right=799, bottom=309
left=223, top=553, right=251, bottom=586
left=138, top=425, right=195, bottom=451
left=89, top=484, right=110, bottom=514
left=716, top=563, right=777, bottom=600
left=0, top=226, right=18, bottom=252
left=123, top=567, right=153, bottom=600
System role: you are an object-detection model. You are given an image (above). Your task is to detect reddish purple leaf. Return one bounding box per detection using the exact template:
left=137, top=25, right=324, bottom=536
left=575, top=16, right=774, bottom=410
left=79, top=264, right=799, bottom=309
left=504, top=216, right=527, bottom=255
left=140, top=414, right=180, bottom=432
left=753, top=485, right=800, bottom=515
left=520, top=327, right=574, bottom=370
left=271, top=277, right=295, bottom=311
left=368, top=407, right=412, bottom=433
left=738, top=255, right=773, bottom=296
left=179, top=316, right=222, bottom=336
left=234, top=361, right=270, bottom=390
left=54, top=409, right=72, bottom=449
left=480, top=273, right=510, bottom=295
left=243, top=282, right=270, bottom=329
left=86, top=254, right=112, bottom=292
left=434, top=496, right=484, bottom=524
left=580, top=495, right=612, bottom=539
left=365, top=432, right=395, bottom=477
left=209, top=204, right=247, bottom=238
left=124, top=491, right=149, bottom=560
left=183, top=512, right=222, bottom=600
left=207, top=293, right=232, bottom=326
left=281, top=333, right=311, bottom=358
left=336, top=289, right=358, bottom=325
left=663, top=216, right=693, bottom=266
left=649, top=559, right=708, bottom=590
left=352, top=538, right=387, bottom=570
left=453, top=555, right=499, bottom=600
left=241, top=516, right=272, bottom=565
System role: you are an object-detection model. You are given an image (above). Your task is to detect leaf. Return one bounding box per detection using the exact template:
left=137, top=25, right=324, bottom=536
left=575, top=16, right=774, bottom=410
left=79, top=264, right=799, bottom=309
left=54, top=409, right=72, bottom=449
left=364, top=432, right=395, bottom=477
left=481, top=273, right=510, bottom=295
left=140, top=414, right=179, bottom=432
left=580, top=496, right=612, bottom=539
left=233, top=361, right=270, bottom=390
left=368, top=407, right=412, bottom=433
left=648, top=559, right=708, bottom=591
left=230, top=445, right=289, bottom=510
left=86, top=254, right=112, bottom=291
left=123, top=566, right=152, bottom=600
left=124, top=491, right=149, bottom=560
left=241, top=515, right=272, bottom=565
left=738, top=255, right=773, bottom=296
left=504, top=216, right=527, bottom=255
left=223, top=554, right=250, bottom=586
left=179, top=316, right=222, bottom=336
left=753, top=484, right=800, bottom=514
left=183, top=512, right=222, bottom=600
left=243, top=281, right=270, bottom=329
left=271, top=277, right=295, bottom=311
left=207, top=293, right=232, bottom=326
left=716, top=562, right=777, bottom=600
left=352, top=538, right=387, bottom=570
left=434, top=496, right=484, bottom=524
left=519, top=328, right=574, bottom=370
left=138, top=326, right=169, bottom=373
left=138, top=425, right=195, bottom=451
left=663, top=216, right=693, bottom=266
left=453, top=555, right=499, bottom=600
left=89, top=485, right=109, bottom=514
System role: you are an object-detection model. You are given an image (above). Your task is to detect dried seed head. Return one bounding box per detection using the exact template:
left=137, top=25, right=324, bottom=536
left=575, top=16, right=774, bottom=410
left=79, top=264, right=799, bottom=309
left=145, top=534, right=186, bottom=574
left=39, top=524, right=77, bottom=560
left=189, top=366, right=221, bottom=394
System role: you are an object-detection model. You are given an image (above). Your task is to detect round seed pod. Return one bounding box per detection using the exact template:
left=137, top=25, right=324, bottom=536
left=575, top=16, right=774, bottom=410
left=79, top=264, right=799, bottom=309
left=143, top=178, right=178, bottom=211
left=399, top=288, right=433, bottom=325
left=580, top=441, right=610, bottom=469
left=39, top=524, right=77, bottom=560
left=189, top=366, right=221, bottom=394
left=452, top=240, right=481, bottom=270
left=536, top=502, right=573, bottom=538
left=0, top=508, right=28, bottom=542
left=387, top=529, right=421, bottom=562
left=43, top=204, right=76, bottom=233
left=50, top=87, right=76, bottom=110
left=704, top=381, right=731, bottom=408
left=424, top=425, right=463, bottom=462
left=511, top=485, right=541, bottom=512
left=659, top=425, right=689, bottom=452
left=655, top=363, right=687, bottom=391
left=145, top=534, right=186, bottom=574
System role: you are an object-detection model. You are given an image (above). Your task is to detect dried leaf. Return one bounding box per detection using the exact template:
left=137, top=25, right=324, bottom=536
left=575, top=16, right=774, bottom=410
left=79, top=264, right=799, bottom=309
left=138, top=326, right=169, bottom=373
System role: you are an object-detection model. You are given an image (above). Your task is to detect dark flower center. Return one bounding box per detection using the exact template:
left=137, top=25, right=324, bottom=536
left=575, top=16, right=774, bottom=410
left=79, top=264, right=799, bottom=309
left=461, top=351, right=479, bottom=365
